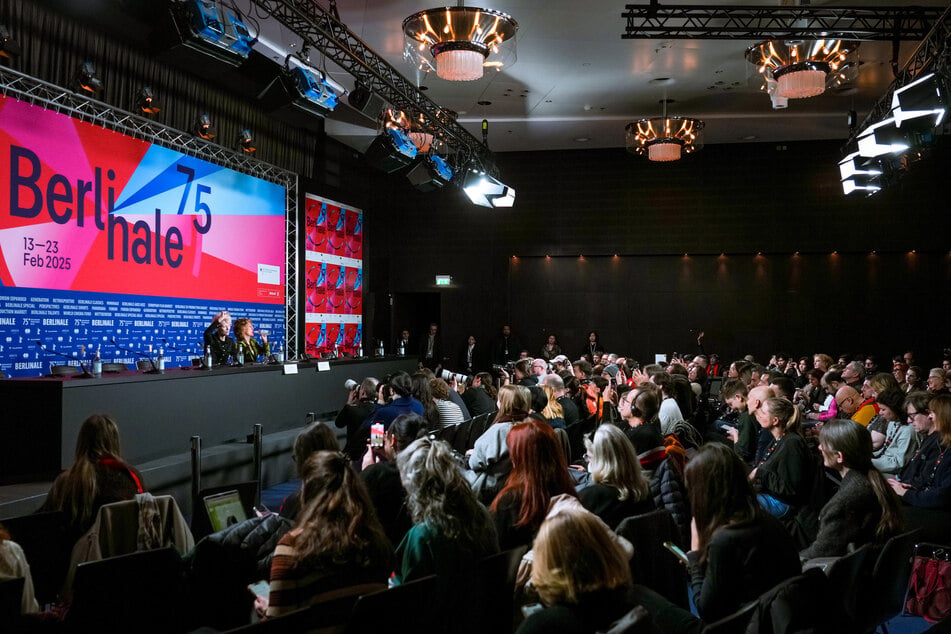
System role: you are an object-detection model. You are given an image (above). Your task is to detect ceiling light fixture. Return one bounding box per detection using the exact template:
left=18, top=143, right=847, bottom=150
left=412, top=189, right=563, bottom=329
left=746, top=39, right=859, bottom=99
left=403, top=2, right=518, bottom=81
left=625, top=98, right=704, bottom=162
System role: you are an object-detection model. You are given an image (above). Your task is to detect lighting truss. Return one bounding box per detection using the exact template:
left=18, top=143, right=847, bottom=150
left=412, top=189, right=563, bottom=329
left=0, top=65, right=300, bottom=356
left=250, top=0, right=492, bottom=166
left=621, top=4, right=943, bottom=40
left=844, top=4, right=951, bottom=150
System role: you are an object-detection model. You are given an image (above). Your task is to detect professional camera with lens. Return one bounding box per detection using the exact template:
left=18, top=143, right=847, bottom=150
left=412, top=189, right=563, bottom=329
left=491, top=362, right=517, bottom=373
left=344, top=378, right=359, bottom=391
left=440, top=369, right=469, bottom=384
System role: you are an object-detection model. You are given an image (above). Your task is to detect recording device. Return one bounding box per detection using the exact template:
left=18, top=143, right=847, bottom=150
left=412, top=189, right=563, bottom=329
left=344, top=378, right=359, bottom=391
left=35, top=341, right=94, bottom=378
left=370, top=422, right=385, bottom=448
left=111, top=338, right=160, bottom=374
left=492, top=362, right=516, bottom=373
left=440, top=369, right=470, bottom=384
left=663, top=541, right=689, bottom=566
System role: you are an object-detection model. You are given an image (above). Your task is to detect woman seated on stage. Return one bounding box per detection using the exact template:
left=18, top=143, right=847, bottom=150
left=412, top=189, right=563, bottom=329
left=580, top=424, right=654, bottom=529
left=394, top=437, right=498, bottom=584
left=800, top=419, right=903, bottom=561
left=39, top=414, right=145, bottom=543
left=203, top=310, right=236, bottom=366
left=233, top=317, right=269, bottom=363
left=263, top=451, right=393, bottom=619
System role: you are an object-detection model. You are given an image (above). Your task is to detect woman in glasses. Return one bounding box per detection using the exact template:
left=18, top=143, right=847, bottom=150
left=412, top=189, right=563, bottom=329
left=889, top=392, right=951, bottom=511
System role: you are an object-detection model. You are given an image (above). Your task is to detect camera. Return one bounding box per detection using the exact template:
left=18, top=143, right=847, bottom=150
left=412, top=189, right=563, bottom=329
left=440, top=369, right=469, bottom=384
left=344, top=378, right=359, bottom=391
left=492, top=362, right=516, bottom=373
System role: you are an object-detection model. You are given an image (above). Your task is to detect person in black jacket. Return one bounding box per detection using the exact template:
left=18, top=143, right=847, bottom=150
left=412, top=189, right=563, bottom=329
left=334, top=377, right=378, bottom=463
left=750, top=397, right=812, bottom=519
left=685, top=443, right=801, bottom=623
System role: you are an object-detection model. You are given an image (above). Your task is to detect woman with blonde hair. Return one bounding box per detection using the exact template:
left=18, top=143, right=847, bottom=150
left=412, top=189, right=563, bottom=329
left=750, top=397, right=812, bottom=519
left=518, top=509, right=658, bottom=634
left=40, top=414, right=144, bottom=542
left=541, top=384, right=566, bottom=429
left=580, top=425, right=653, bottom=528
left=467, top=384, right=531, bottom=503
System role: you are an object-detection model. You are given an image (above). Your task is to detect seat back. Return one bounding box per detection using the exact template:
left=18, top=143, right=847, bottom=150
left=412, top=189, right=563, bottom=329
left=435, top=423, right=459, bottom=447
left=136, top=359, right=156, bottom=372
left=0, top=577, right=25, bottom=624
left=66, top=547, right=184, bottom=633
left=2, top=510, right=70, bottom=605
left=346, top=575, right=438, bottom=632
left=825, top=542, right=878, bottom=627
left=452, top=419, right=474, bottom=454
left=615, top=509, right=689, bottom=609
left=469, top=546, right=528, bottom=633
left=466, top=413, right=493, bottom=449
left=565, top=416, right=597, bottom=463
left=702, top=600, right=757, bottom=634
left=865, top=529, right=922, bottom=627
left=746, top=567, right=833, bottom=634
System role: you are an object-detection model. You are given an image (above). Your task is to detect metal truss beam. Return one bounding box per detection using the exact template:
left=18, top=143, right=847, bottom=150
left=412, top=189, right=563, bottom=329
left=845, top=4, right=951, bottom=149
left=621, top=4, right=945, bottom=40
left=251, top=0, right=491, bottom=166
left=0, top=65, right=300, bottom=354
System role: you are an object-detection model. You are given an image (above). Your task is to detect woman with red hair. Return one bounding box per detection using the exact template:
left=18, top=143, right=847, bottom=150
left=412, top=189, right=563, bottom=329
left=490, top=419, right=577, bottom=550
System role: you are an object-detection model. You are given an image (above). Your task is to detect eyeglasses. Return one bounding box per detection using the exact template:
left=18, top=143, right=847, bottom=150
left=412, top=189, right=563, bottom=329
left=907, top=409, right=929, bottom=418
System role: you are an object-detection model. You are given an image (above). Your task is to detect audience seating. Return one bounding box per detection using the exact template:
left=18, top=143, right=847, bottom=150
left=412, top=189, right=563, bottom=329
left=743, top=567, right=834, bottom=633
left=435, top=422, right=459, bottom=447
left=862, top=529, right=922, bottom=633
left=345, top=575, right=439, bottom=632
left=2, top=510, right=71, bottom=605
left=466, top=412, right=493, bottom=449
left=825, top=542, right=879, bottom=629
left=616, top=509, right=689, bottom=609
left=470, top=546, right=529, bottom=633
left=452, top=419, right=474, bottom=454
left=65, top=546, right=184, bottom=633
left=565, top=415, right=597, bottom=463
left=0, top=576, right=25, bottom=629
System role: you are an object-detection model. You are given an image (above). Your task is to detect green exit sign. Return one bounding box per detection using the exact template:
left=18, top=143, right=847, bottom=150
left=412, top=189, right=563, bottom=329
left=435, top=275, right=451, bottom=286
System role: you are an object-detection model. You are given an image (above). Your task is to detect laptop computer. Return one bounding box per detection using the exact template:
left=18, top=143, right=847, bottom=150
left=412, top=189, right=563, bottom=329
left=203, top=489, right=248, bottom=533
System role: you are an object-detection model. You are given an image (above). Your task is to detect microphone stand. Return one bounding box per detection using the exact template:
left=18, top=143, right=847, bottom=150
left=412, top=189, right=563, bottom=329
left=161, top=338, right=203, bottom=369
left=35, top=341, right=94, bottom=378
left=111, top=338, right=160, bottom=374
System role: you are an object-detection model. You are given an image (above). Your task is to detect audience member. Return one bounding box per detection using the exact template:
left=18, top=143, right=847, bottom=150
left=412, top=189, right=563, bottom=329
left=579, top=425, right=654, bottom=529
left=430, top=378, right=465, bottom=428
left=540, top=385, right=567, bottom=429
left=491, top=419, right=577, bottom=550
left=39, top=414, right=145, bottom=543
left=263, top=452, right=392, bottom=618
left=412, top=371, right=440, bottom=429
left=280, top=421, right=340, bottom=519
left=835, top=385, right=876, bottom=426
left=518, top=509, right=661, bottom=634
left=543, top=374, right=580, bottom=426
left=467, top=384, right=531, bottom=504
left=871, top=389, right=918, bottom=476
left=890, top=393, right=951, bottom=510
left=800, top=419, right=903, bottom=561
left=334, top=377, right=378, bottom=463
left=460, top=372, right=498, bottom=418
left=905, top=366, right=926, bottom=393
left=539, top=334, right=562, bottom=362
left=490, top=324, right=521, bottom=367
left=927, top=368, right=950, bottom=396
left=751, top=398, right=811, bottom=519
left=0, top=523, right=38, bottom=615
left=363, top=371, right=424, bottom=431
left=685, top=444, right=801, bottom=623
left=395, top=437, right=499, bottom=584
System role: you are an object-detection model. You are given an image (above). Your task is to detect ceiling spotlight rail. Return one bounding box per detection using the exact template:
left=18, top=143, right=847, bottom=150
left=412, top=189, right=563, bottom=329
left=251, top=0, right=491, bottom=165
left=844, top=3, right=951, bottom=151
left=621, top=4, right=943, bottom=41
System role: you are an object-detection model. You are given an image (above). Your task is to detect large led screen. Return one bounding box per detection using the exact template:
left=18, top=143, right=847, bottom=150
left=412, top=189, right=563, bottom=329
left=0, top=97, right=286, bottom=376
left=303, top=193, right=362, bottom=358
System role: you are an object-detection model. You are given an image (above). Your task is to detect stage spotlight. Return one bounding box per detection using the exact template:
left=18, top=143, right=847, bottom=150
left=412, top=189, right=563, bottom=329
left=193, top=113, right=216, bottom=140
left=406, top=154, right=454, bottom=192
left=857, top=117, right=908, bottom=158
left=0, top=25, right=20, bottom=58
left=237, top=129, right=255, bottom=154
left=462, top=167, right=515, bottom=208
left=176, top=0, right=253, bottom=65
left=841, top=174, right=881, bottom=196
left=892, top=73, right=946, bottom=129
left=363, top=126, right=417, bottom=173
left=838, top=151, right=882, bottom=181
left=135, top=86, right=161, bottom=115
left=72, top=61, right=103, bottom=96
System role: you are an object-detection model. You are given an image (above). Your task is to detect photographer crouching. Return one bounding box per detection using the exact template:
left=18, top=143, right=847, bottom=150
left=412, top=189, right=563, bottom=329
left=334, top=377, right=379, bottom=466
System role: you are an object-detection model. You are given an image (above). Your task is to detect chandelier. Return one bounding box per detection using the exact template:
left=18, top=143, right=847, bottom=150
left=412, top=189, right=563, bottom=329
left=626, top=98, right=704, bottom=162
left=746, top=39, right=860, bottom=99
left=403, top=3, right=518, bottom=82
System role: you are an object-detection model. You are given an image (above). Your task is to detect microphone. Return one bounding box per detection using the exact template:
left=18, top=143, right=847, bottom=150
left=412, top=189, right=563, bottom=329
left=35, top=340, right=94, bottom=378
left=161, top=338, right=201, bottom=356
left=111, top=338, right=159, bottom=374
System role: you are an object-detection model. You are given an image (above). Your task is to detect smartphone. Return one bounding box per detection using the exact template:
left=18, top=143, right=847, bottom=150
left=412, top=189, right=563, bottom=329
left=248, top=580, right=270, bottom=599
left=370, top=422, right=385, bottom=447
left=663, top=541, right=689, bottom=566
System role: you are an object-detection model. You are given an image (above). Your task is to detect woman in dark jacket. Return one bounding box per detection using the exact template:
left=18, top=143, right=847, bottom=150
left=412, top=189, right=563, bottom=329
left=685, top=443, right=801, bottom=623
left=579, top=424, right=654, bottom=529
left=800, top=419, right=904, bottom=561
left=751, top=397, right=813, bottom=518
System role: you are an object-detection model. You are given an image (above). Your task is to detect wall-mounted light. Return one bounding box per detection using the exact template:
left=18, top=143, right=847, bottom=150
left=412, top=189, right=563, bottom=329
left=72, top=61, right=103, bottom=96
left=193, top=113, right=216, bottom=140
left=135, top=86, right=160, bottom=114
left=236, top=128, right=255, bottom=154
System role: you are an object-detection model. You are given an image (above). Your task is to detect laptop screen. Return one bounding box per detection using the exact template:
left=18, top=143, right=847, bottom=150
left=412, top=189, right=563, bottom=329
left=203, top=490, right=247, bottom=533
